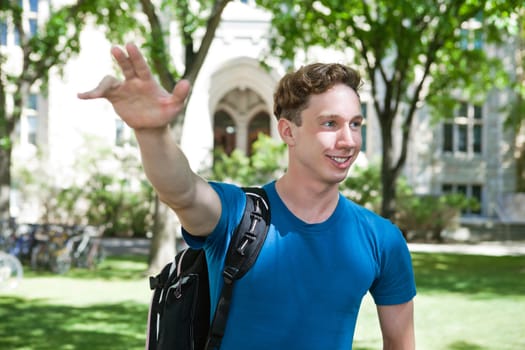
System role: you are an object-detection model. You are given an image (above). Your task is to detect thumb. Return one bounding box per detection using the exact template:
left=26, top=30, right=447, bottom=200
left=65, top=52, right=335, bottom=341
left=77, top=76, right=121, bottom=100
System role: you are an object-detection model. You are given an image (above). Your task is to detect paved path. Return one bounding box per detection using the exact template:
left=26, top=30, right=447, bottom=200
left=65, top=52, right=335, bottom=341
left=408, top=241, right=525, bottom=256
left=102, top=238, right=525, bottom=256
left=101, top=238, right=151, bottom=256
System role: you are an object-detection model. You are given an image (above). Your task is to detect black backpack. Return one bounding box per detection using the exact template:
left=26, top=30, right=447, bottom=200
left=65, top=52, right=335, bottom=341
left=146, top=187, right=271, bottom=350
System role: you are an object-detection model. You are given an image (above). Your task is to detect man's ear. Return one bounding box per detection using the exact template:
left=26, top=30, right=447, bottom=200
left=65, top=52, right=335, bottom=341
left=277, top=118, right=296, bottom=146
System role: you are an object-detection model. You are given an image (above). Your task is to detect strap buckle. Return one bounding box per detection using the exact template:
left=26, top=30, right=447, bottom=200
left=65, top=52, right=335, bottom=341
left=223, top=266, right=239, bottom=284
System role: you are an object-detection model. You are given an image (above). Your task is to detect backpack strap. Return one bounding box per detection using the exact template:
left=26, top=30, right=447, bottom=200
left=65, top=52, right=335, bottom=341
left=206, top=187, right=271, bottom=350
left=146, top=261, right=173, bottom=350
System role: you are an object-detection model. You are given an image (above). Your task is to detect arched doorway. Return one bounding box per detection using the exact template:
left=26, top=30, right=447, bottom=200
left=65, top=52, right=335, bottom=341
left=212, top=87, right=270, bottom=162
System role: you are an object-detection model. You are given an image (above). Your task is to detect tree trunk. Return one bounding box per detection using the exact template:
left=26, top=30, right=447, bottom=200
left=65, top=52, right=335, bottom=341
left=146, top=196, right=179, bottom=275
left=0, top=146, right=11, bottom=221
left=379, top=112, right=398, bottom=220
left=380, top=156, right=397, bottom=220
left=0, top=64, right=10, bottom=221
left=142, top=0, right=232, bottom=273
left=517, top=127, right=525, bottom=192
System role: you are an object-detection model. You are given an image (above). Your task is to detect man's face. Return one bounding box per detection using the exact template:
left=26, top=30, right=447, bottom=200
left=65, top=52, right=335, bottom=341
left=286, top=83, right=362, bottom=186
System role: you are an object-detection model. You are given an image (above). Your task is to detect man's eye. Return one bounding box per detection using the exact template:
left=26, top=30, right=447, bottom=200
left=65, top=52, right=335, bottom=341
left=350, top=120, right=362, bottom=129
left=322, top=120, right=336, bottom=127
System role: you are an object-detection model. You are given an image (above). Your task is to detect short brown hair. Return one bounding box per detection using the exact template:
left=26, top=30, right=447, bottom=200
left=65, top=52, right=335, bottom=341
left=273, top=63, right=362, bottom=125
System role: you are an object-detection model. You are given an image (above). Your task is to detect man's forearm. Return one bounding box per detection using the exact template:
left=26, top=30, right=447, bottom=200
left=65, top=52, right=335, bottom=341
left=134, top=126, right=197, bottom=209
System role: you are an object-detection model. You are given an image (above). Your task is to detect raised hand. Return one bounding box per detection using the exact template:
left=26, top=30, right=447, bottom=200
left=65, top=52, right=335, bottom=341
left=77, top=43, right=190, bottom=130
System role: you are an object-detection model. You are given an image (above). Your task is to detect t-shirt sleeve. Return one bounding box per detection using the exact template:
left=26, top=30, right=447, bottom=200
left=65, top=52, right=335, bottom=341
left=369, top=222, right=417, bottom=306
left=181, top=181, right=246, bottom=253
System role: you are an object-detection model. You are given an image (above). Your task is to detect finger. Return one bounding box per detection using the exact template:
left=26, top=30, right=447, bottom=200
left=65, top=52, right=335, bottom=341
left=77, top=76, right=121, bottom=99
left=126, top=43, right=153, bottom=81
left=111, top=46, right=136, bottom=81
left=170, top=79, right=191, bottom=104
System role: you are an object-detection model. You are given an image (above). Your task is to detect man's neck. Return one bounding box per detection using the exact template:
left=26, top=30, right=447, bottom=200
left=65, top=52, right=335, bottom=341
left=275, top=174, right=340, bottom=224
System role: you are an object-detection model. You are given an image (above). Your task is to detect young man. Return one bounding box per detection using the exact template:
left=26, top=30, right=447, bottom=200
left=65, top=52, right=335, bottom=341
left=78, top=43, right=416, bottom=349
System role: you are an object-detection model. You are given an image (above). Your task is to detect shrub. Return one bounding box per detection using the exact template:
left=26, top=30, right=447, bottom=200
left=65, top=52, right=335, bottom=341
left=210, top=133, right=287, bottom=186
left=13, top=137, right=155, bottom=237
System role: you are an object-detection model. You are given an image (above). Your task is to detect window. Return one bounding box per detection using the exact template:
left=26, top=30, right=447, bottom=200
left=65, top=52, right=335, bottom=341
left=457, top=124, right=467, bottom=152
left=460, top=14, right=483, bottom=50
left=29, top=18, right=37, bottom=37
left=247, top=112, right=270, bottom=156
left=27, top=115, right=38, bottom=145
left=10, top=0, right=39, bottom=45
left=443, top=124, right=453, bottom=152
left=29, top=0, right=39, bottom=12
left=473, top=125, right=482, bottom=153
left=14, top=27, right=20, bottom=45
left=442, top=102, right=483, bottom=155
left=214, top=111, right=237, bottom=158
left=442, top=183, right=482, bottom=215
left=0, top=21, right=7, bottom=46
left=22, top=93, right=39, bottom=145
left=360, top=102, right=367, bottom=152
left=27, top=93, right=38, bottom=110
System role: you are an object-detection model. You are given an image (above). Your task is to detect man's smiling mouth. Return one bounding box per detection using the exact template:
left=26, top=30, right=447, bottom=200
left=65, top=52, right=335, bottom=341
left=329, top=156, right=351, bottom=164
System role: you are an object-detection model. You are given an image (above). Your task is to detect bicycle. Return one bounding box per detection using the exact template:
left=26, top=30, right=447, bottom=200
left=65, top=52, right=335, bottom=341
left=0, top=219, right=23, bottom=290
left=31, top=224, right=106, bottom=274
left=0, top=251, right=23, bottom=290
left=31, top=224, right=72, bottom=274
left=70, top=225, right=105, bottom=269
left=5, top=223, right=38, bottom=264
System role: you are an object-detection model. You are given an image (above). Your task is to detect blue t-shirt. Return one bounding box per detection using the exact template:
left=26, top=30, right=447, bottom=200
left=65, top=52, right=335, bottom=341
left=183, top=181, right=416, bottom=349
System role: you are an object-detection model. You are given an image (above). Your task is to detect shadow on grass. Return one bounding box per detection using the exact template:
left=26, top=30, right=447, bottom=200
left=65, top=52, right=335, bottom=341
left=411, top=252, right=525, bottom=296
left=23, top=254, right=149, bottom=281
left=447, top=340, right=487, bottom=350
left=0, top=296, right=148, bottom=350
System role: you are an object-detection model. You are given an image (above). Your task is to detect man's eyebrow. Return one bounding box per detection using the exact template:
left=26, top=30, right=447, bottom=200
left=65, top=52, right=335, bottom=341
left=317, top=114, right=364, bottom=120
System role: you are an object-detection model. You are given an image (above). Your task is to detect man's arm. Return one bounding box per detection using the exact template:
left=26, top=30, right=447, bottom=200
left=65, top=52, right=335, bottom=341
left=134, top=126, right=221, bottom=236
left=78, top=43, right=220, bottom=236
left=377, top=300, right=415, bottom=350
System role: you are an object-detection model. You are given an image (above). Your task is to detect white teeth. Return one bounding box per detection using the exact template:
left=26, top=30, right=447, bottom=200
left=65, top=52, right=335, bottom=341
left=331, top=156, right=348, bottom=163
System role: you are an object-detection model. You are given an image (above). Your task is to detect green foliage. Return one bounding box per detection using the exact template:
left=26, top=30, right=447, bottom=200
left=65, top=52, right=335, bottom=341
left=340, top=162, right=383, bottom=212
left=210, top=133, right=287, bottom=186
left=0, top=136, right=11, bottom=150
left=172, top=0, right=211, bottom=37
left=340, top=161, right=478, bottom=241
left=69, top=140, right=156, bottom=237
left=0, top=0, right=145, bottom=222
left=256, top=0, right=523, bottom=218
left=13, top=138, right=155, bottom=237
left=395, top=192, right=479, bottom=242
left=257, top=0, right=521, bottom=118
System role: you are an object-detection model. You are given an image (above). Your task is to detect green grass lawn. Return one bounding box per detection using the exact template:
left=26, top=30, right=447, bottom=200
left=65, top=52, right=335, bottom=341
left=1, top=252, right=524, bottom=350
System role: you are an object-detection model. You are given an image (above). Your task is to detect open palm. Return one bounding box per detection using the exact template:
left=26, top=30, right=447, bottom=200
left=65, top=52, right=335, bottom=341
left=78, top=43, right=190, bottom=130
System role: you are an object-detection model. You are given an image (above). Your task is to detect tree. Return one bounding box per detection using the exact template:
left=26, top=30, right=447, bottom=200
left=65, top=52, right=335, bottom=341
left=0, top=1, right=138, bottom=221
left=507, top=8, right=525, bottom=191
left=1, top=1, right=83, bottom=220
left=97, top=0, right=234, bottom=273
left=1, top=0, right=232, bottom=273
left=256, top=0, right=522, bottom=218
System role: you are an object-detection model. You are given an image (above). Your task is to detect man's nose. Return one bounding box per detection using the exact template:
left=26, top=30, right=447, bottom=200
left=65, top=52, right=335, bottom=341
left=337, top=125, right=358, bottom=148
